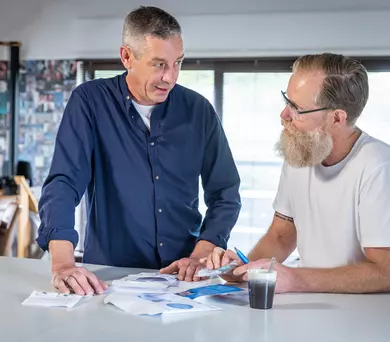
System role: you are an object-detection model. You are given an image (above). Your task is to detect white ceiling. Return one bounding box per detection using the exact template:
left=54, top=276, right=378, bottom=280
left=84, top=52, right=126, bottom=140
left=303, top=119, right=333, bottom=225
left=54, top=0, right=390, bottom=18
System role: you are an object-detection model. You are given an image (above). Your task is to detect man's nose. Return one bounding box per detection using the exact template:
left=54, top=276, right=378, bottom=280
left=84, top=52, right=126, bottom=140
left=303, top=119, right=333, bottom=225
left=280, top=106, right=293, bottom=121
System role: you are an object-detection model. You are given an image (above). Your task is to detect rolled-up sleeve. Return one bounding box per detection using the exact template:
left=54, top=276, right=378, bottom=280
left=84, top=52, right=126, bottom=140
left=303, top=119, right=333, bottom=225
left=36, top=87, right=93, bottom=251
left=198, top=103, right=241, bottom=249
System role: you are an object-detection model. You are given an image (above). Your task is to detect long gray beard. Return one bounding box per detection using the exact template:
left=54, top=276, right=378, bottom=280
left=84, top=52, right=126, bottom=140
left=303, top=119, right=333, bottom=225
left=276, top=126, right=333, bottom=168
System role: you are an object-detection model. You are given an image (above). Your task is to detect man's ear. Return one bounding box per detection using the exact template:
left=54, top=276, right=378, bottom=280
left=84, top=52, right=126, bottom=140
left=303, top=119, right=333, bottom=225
left=120, top=46, right=135, bottom=70
left=332, top=109, right=348, bottom=128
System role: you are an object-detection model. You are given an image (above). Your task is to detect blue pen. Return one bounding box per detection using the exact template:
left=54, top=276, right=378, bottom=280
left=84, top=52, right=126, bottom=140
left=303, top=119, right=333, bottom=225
left=234, top=247, right=249, bottom=264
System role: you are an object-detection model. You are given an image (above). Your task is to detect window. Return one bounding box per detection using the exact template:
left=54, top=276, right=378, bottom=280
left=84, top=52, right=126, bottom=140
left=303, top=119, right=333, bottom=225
left=94, top=69, right=215, bottom=107
left=177, top=70, right=215, bottom=107
left=358, top=72, right=390, bottom=143
left=222, top=72, right=291, bottom=254
left=94, top=70, right=123, bottom=79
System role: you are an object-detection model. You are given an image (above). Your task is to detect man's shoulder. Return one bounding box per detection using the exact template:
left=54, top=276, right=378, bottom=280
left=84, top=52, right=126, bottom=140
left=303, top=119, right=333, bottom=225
left=74, top=74, right=123, bottom=98
left=356, top=131, right=390, bottom=167
left=170, top=83, right=211, bottom=107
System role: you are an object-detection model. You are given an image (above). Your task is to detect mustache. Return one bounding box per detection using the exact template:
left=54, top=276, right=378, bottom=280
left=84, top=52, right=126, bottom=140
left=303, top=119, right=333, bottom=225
left=281, top=119, right=301, bottom=135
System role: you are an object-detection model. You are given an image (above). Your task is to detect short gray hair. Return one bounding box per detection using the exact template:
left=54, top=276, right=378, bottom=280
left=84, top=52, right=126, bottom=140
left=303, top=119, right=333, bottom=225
left=122, top=6, right=182, bottom=57
left=293, top=53, right=369, bottom=125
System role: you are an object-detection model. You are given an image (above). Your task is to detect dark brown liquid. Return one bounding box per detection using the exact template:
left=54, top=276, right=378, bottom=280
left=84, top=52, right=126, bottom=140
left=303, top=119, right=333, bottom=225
left=248, top=280, right=275, bottom=309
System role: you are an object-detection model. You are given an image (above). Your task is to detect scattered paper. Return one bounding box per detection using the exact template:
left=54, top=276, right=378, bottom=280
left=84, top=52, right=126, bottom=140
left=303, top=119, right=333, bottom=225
left=104, top=292, right=221, bottom=316
left=22, top=291, right=85, bottom=309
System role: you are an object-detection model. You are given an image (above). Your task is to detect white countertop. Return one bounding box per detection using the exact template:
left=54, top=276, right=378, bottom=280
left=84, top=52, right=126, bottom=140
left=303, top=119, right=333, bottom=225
left=1, top=256, right=389, bottom=342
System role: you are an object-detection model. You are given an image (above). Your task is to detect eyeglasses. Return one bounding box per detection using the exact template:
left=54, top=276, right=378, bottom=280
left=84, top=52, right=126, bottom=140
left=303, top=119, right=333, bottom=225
left=281, top=90, right=330, bottom=121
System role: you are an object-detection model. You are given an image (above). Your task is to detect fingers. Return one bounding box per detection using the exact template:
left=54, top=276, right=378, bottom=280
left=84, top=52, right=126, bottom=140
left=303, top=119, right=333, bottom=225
left=74, top=271, right=97, bottom=296
left=57, top=279, right=71, bottom=294
left=53, top=275, right=70, bottom=295
left=66, top=275, right=86, bottom=296
left=192, top=265, right=202, bottom=282
left=52, top=267, right=107, bottom=296
left=83, top=270, right=105, bottom=295
left=184, top=263, right=197, bottom=282
left=177, top=260, right=188, bottom=281
left=206, top=253, right=214, bottom=269
left=205, top=247, right=224, bottom=269
left=233, top=264, right=249, bottom=277
left=221, top=273, right=244, bottom=283
left=205, top=247, right=238, bottom=270
left=221, top=249, right=240, bottom=267
left=99, top=280, right=109, bottom=291
left=212, top=247, right=225, bottom=269
left=160, top=261, right=178, bottom=275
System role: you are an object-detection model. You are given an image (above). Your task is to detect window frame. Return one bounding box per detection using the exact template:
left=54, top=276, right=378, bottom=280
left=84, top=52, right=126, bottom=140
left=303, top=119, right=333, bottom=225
left=81, top=56, right=390, bottom=121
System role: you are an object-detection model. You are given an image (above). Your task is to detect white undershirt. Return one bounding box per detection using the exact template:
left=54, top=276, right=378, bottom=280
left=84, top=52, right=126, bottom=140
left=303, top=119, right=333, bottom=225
left=132, top=100, right=155, bottom=130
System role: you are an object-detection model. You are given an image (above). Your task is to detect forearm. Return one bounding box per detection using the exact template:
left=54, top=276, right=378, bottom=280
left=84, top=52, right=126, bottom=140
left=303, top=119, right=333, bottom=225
left=293, top=262, right=390, bottom=294
left=248, top=232, right=296, bottom=263
left=49, top=240, right=76, bottom=272
left=200, top=188, right=241, bottom=250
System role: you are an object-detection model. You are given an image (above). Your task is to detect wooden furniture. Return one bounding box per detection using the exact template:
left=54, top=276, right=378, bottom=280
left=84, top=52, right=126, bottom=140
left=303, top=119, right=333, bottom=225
left=0, top=176, right=38, bottom=257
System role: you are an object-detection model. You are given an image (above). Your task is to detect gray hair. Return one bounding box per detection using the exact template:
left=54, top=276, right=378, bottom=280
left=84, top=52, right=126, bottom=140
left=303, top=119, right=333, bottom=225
left=122, top=6, right=182, bottom=58
left=293, top=53, right=369, bottom=125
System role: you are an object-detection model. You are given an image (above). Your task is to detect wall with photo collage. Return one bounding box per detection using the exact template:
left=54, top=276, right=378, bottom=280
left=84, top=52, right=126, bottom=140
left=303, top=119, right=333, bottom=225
left=0, top=61, right=10, bottom=173
left=18, top=60, right=78, bottom=186
left=0, top=60, right=78, bottom=186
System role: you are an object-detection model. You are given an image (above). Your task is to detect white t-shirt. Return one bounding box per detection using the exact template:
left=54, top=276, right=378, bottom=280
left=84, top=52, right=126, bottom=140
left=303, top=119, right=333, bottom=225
left=273, top=131, right=390, bottom=268
left=132, top=100, right=155, bottom=130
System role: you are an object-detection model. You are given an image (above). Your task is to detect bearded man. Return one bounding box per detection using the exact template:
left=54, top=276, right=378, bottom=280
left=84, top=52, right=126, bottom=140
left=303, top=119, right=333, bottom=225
left=202, top=53, right=390, bottom=294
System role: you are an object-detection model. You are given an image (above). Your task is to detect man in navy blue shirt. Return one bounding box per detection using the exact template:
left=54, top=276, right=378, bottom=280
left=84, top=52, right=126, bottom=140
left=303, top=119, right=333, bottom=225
left=37, top=6, right=241, bottom=295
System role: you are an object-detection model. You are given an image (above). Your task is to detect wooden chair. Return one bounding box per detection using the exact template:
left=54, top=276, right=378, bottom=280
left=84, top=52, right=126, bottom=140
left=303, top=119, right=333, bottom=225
left=0, top=176, right=38, bottom=257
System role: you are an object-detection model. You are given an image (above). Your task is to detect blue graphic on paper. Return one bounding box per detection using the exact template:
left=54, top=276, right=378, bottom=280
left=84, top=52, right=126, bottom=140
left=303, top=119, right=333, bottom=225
left=176, top=284, right=243, bottom=300
left=166, top=303, right=193, bottom=310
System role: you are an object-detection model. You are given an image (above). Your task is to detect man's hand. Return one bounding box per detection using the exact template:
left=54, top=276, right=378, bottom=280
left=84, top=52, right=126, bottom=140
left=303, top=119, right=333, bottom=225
left=49, top=240, right=108, bottom=296
left=160, top=256, right=204, bottom=282
left=160, top=240, right=216, bottom=282
left=233, top=259, right=297, bottom=293
left=52, top=265, right=108, bottom=296
left=201, top=247, right=244, bottom=282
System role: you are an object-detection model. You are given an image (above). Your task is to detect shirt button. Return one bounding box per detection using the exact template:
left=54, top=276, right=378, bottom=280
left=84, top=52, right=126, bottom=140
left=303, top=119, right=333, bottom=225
left=159, top=242, right=163, bottom=247
left=158, top=208, right=162, bottom=213
left=155, top=176, right=159, bottom=180
left=150, top=142, right=155, bottom=146
left=126, top=96, right=130, bottom=100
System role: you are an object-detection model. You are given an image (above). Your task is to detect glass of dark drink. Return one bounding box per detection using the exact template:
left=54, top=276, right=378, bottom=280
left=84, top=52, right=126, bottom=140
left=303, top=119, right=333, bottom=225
left=247, top=268, right=277, bottom=310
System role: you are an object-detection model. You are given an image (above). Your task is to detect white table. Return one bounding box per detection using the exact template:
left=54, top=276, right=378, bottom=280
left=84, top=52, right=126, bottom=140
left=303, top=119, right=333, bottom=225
left=1, top=256, right=390, bottom=342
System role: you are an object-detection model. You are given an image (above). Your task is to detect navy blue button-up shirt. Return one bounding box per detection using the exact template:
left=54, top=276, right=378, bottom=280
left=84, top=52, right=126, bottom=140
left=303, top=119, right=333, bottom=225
left=36, top=72, right=241, bottom=269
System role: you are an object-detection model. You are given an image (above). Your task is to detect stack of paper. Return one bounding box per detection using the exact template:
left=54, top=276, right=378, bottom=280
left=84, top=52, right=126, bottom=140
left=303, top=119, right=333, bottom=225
left=111, top=272, right=178, bottom=293
left=111, top=272, right=220, bottom=294
left=22, top=291, right=85, bottom=309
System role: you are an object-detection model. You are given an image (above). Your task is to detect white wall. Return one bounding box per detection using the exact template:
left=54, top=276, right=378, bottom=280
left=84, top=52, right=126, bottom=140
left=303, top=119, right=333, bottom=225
left=1, top=0, right=390, bottom=60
